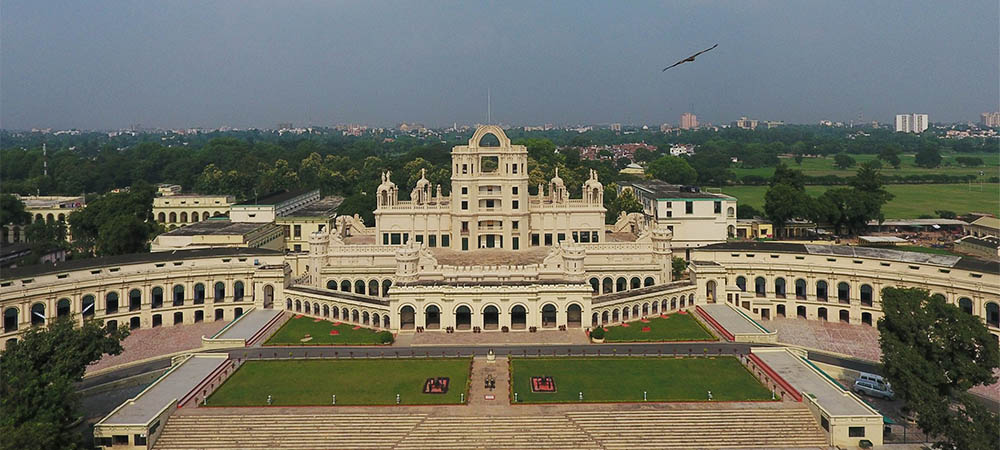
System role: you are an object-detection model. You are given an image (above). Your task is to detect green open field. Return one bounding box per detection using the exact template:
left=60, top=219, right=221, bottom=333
left=723, top=183, right=1000, bottom=218
left=207, top=359, right=472, bottom=406
left=731, top=152, right=999, bottom=179
left=510, top=357, right=773, bottom=403
left=264, top=315, right=392, bottom=345
left=603, top=312, right=715, bottom=342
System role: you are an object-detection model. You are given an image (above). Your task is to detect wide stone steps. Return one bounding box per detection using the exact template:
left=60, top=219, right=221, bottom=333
left=153, top=409, right=828, bottom=450
left=567, top=409, right=827, bottom=449
left=394, top=416, right=602, bottom=450
left=154, top=414, right=426, bottom=449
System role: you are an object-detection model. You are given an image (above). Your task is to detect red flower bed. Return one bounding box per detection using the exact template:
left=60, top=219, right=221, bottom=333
left=530, top=376, right=556, bottom=393
left=640, top=318, right=650, bottom=323
left=423, top=377, right=450, bottom=394
left=333, top=322, right=342, bottom=326
left=294, top=314, right=303, bottom=319
left=329, top=330, right=340, bottom=336
left=678, top=310, right=688, bottom=315
left=352, top=326, right=361, bottom=330
left=641, top=326, right=651, bottom=332
left=621, top=323, right=630, bottom=327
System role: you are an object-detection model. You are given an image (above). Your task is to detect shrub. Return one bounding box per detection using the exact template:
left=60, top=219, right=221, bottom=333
left=590, top=327, right=605, bottom=340
left=377, top=331, right=394, bottom=344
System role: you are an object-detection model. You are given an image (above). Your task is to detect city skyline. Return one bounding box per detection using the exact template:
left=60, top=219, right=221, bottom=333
left=2, top=1, right=998, bottom=130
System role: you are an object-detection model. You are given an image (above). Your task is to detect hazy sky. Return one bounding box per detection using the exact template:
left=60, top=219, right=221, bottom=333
left=2, top=1, right=998, bottom=129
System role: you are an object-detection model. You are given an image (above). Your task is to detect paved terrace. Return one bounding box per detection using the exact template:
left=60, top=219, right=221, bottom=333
left=101, top=355, right=227, bottom=425
left=86, top=320, right=228, bottom=375
left=754, top=349, right=873, bottom=417
left=699, top=304, right=770, bottom=335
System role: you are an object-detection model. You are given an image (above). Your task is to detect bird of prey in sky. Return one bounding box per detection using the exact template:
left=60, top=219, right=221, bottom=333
left=662, top=44, right=719, bottom=71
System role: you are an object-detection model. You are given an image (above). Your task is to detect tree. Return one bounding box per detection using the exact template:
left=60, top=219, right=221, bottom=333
left=67, top=183, right=160, bottom=257
left=764, top=183, right=810, bottom=235
left=914, top=145, right=942, bottom=168
left=671, top=257, right=688, bottom=279
left=878, top=144, right=902, bottom=168
left=612, top=187, right=643, bottom=217
left=737, top=204, right=762, bottom=219
left=768, top=163, right=805, bottom=190
left=1, top=318, right=129, bottom=450
left=833, top=153, right=856, bottom=169
left=935, top=210, right=957, bottom=219
left=878, top=287, right=999, bottom=450
left=647, top=155, right=697, bottom=185
left=0, top=194, right=30, bottom=226
left=794, top=154, right=803, bottom=165
left=955, top=156, right=983, bottom=167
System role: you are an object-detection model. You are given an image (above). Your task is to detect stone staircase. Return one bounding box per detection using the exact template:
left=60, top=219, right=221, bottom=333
left=395, top=415, right=603, bottom=450
left=153, top=408, right=827, bottom=450
left=152, top=413, right=426, bottom=449
left=567, top=409, right=827, bottom=449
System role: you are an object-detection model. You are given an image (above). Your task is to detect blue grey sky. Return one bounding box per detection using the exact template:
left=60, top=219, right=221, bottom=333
left=2, top=1, right=997, bottom=130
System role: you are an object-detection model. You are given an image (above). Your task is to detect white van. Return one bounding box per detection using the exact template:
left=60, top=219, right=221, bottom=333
left=858, top=372, right=889, bottom=386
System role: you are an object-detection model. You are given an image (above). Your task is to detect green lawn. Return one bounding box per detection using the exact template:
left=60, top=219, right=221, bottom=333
left=602, top=312, right=715, bottom=342
left=208, top=359, right=472, bottom=406
left=732, top=152, right=999, bottom=179
left=723, top=183, right=1000, bottom=218
left=264, top=315, right=392, bottom=346
left=510, top=357, right=773, bottom=403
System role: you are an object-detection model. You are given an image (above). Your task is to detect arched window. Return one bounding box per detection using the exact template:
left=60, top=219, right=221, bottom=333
left=616, top=277, right=627, bottom=292
left=602, top=277, right=613, bottom=294
left=736, top=276, right=746, bottom=292
left=985, top=302, right=999, bottom=328
left=214, top=282, right=225, bottom=302
left=286, top=299, right=292, bottom=310
left=400, top=306, right=415, bottom=330
left=57, top=298, right=71, bottom=317
left=105, top=292, right=119, bottom=314
left=541, top=304, right=557, bottom=328
left=837, top=282, right=850, bottom=303
left=152, top=287, right=164, bottom=308
left=795, top=279, right=807, bottom=299
left=295, top=300, right=301, bottom=312
left=341, top=280, right=351, bottom=292
left=589, top=278, right=599, bottom=293
left=816, top=281, right=828, bottom=301
left=31, top=303, right=45, bottom=326
left=860, top=285, right=873, bottom=306
left=369, top=280, right=379, bottom=297
left=774, top=278, right=786, bottom=298
left=194, top=283, right=205, bottom=304
left=327, top=280, right=337, bottom=290
left=157, top=212, right=166, bottom=222
left=82, top=295, right=96, bottom=318
left=355, top=280, right=366, bottom=295
left=129, top=289, right=141, bottom=311
left=644, top=277, right=655, bottom=287
left=169, top=212, right=177, bottom=223
left=630, top=277, right=641, bottom=290
left=382, top=280, right=392, bottom=297
left=754, top=277, right=766, bottom=296
left=958, top=297, right=973, bottom=315
left=233, top=281, right=245, bottom=301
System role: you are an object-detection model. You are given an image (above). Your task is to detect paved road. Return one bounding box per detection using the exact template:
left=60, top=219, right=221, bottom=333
left=226, top=342, right=753, bottom=360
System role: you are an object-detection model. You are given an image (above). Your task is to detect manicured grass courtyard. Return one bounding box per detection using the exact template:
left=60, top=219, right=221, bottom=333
left=510, top=357, right=773, bottom=403
left=207, top=359, right=471, bottom=406
left=602, top=312, right=715, bottom=342
left=264, top=315, right=392, bottom=346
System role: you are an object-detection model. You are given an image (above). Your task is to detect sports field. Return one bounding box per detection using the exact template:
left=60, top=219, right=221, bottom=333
left=510, top=357, right=773, bottom=403
left=723, top=183, right=999, bottom=218
left=264, top=315, right=392, bottom=345
left=602, top=312, right=715, bottom=342
left=207, top=359, right=472, bottom=406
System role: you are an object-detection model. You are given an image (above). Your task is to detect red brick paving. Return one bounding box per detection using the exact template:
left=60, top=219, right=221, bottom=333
left=86, top=320, right=228, bottom=374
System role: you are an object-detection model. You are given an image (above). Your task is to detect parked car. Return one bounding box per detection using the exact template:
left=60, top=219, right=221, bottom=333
left=854, top=379, right=894, bottom=400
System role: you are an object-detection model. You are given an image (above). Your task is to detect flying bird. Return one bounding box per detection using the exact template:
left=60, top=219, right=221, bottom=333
left=662, top=44, right=718, bottom=71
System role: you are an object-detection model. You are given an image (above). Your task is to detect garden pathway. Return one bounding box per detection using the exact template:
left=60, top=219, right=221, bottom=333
left=408, top=329, right=590, bottom=346
left=467, top=356, right=510, bottom=413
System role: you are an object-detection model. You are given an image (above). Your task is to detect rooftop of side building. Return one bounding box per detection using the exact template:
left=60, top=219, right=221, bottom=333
left=628, top=180, right=736, bottom=201
left=696, top=241, right=999, bottom=275
left=234, top=189, right=314, bottom=206
left=156, top=219, right=272, bottom=237
left=1, top=247, right=283, bottom=281
left=277, top=196, right=343, bottom=218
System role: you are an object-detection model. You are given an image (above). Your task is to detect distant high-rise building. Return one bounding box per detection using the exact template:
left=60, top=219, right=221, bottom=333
left=680, top=113, right=698, bottom=130
left=659, top=123, right=672, bottom=133
left=895, top=114, right=928, bottom=133
left=610, top=123, right=622, bottom=132
left=981, top=112, right=1000, bottom=128
left=732, top=116, right=758, bottom=130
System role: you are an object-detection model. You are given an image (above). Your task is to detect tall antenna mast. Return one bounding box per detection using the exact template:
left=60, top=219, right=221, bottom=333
left=43, top=143, right=48, bottom=177
left=487, top=88, right=492, bottom=124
